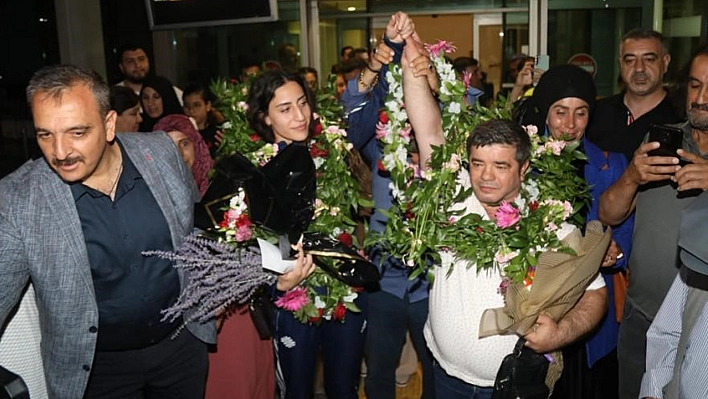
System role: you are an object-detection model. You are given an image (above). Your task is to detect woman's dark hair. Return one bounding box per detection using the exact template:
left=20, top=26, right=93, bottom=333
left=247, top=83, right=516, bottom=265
left=246, top=70, right=316, bottom=143
left=139, top=75, right=183, bottom=131
left=109, top=86, right=140, bottom=115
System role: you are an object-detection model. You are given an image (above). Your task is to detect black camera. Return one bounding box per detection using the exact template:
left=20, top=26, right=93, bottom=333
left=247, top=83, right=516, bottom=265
left=0, top=366, right=29, bottom=399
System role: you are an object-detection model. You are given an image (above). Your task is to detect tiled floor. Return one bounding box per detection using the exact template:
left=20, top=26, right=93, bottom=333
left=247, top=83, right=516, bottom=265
left=356, top=368, right=423, bottom=399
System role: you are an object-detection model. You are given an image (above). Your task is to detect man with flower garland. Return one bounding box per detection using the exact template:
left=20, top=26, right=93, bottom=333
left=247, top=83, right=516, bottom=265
left=400, top=32, right=608, bottom=398
left=342, top=12, right=438, bottom=399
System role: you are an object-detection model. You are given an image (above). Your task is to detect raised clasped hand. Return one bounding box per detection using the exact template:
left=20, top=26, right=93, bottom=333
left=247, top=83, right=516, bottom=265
left=385, top=12, right=414, bottom=44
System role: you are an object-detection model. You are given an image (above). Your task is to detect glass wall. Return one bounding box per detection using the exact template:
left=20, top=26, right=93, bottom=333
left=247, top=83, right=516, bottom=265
left=166, top=1, right=303, bottom=87
left=662, top=0, right=708, bottom=83
left=546, top=7, right=642, bottom=96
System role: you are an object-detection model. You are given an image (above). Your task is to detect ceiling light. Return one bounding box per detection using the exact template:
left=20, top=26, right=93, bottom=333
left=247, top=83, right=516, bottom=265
left=347, top=6, right=356, bottom=11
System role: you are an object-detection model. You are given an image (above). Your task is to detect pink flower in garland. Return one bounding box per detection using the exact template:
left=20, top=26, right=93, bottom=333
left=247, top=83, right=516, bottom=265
left=275, top=287, right=309, bottom=311
left=376, top=121, right=391, bottom=140
left=495, top=201, right=520, bottom=228
left=462, top=70, right=472, bottom=90
left=399, top=123, right=412, bottom=139
left=425, top=40, right=457, bottom=57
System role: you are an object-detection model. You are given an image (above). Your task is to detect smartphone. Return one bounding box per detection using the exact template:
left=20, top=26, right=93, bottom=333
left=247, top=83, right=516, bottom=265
left=535, top=54, right=549, bottom=71
left=647, top=123, right=683, bottom=157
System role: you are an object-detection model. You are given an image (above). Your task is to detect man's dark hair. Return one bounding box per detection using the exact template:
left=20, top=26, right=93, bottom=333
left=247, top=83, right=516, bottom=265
left=298, top=66, right=318, bottom=79
left=117, top=43, right=147, bottom=63
left=247, top=70, right=316, bottom=143
left=109, top=86, right=140, bottom=115
left=241, top=60, right=262, bottom=73
left=452, top=57, right=479, bottom=75
left=341, top=46, right=354, bottom=58
left=27, top=64, right=110, bottom=118
left=621, top=28, right=669, bottom=55
left=466, top=119, right=531, bottom=165
left=352, top=48, right=369, bottom=60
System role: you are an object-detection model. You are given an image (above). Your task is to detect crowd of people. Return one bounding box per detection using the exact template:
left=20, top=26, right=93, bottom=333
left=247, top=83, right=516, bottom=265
left=1, top=9, right=708, bottom=399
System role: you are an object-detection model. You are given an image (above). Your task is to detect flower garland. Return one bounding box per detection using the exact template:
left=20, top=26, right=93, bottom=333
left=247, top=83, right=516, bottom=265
left=212, top=76, right=372, bottom=324
left=372, top=40, right=590, bottom=285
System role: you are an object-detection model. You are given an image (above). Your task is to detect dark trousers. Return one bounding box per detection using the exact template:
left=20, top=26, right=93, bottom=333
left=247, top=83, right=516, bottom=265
left=84, top=331, right=208, bottom=399
left=617, top=301, right=652, bottom=399
left=273, top=294, right=367, bottom=399
left=434, top=363, right=492, bottom=399
left=364, top=290, right=435, bottom=399
left=550, top=343, right=619, bottom=399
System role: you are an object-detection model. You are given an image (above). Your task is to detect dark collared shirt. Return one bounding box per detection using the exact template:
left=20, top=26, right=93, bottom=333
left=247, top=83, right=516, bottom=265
left=71, top=141, right=180, bottom=351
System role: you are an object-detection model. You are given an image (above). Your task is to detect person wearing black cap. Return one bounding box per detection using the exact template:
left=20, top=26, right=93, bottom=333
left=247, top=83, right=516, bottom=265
left=520, top=63, right=596, bottom=141
left=519, top=64, right=631, bottom=399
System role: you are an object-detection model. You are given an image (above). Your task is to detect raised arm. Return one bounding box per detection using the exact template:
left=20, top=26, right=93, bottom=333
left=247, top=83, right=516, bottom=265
left=401, top=33, right=444, bottom=169
left=343, top=14, right=409, bottom=152
left=599, top=141, right=678, bottom=225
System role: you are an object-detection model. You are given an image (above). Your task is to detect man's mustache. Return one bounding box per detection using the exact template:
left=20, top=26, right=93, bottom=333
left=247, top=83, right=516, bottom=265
left=52, top=156, right=83, bottom=167
left=690, top=102, right=708, bottom=111
left=631, top=72, right=649, bottom=81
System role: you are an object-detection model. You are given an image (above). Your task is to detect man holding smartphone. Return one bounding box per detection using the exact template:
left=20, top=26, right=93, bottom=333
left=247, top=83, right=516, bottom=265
left=599, top=45, right=708, bottom=399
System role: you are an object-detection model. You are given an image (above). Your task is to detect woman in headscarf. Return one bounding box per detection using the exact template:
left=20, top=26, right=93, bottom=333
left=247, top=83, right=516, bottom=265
left=140, top=76, right=183, bottom=132
left=153, top=114, right=213, bottom=197
left=517, top=64, right=629, bottom=399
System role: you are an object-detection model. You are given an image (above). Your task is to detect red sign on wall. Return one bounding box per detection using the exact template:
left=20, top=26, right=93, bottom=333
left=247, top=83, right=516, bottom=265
left=568, top=53, right=598, bottom=77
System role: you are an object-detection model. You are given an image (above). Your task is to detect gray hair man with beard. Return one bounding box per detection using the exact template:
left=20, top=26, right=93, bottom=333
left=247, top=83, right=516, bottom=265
left=639, top=44, right=708, bottom=399
left=600, top=44, right=708, bottom=399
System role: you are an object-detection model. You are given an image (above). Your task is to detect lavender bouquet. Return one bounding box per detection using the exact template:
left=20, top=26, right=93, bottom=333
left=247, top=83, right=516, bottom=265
left=145, top=233, right=276, bottom=331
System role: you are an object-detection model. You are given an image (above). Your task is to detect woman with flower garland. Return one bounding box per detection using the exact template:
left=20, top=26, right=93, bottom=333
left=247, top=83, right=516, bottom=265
left=519, top=64, right=633, bottom=399
left=245, top=69, right=368, bottom=399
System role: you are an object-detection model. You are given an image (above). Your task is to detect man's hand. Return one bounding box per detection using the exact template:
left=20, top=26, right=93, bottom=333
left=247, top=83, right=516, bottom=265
left=673, top=149, right=708, bottom=191
left=385, top=12, right=414, bottom=44
left=523, top=313, right=562, bottom=353
left=276, top=242, right=315, bottom=291
left=524, top=288, right=607, bottom=353
left=625, top=141, right=680, bottom=185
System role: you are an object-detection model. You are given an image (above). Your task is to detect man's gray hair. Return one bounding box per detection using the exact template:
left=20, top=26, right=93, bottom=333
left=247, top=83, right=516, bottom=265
left=621, top=28, right=669, bottom=56
left=26, top=64, right=110, bottom=118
